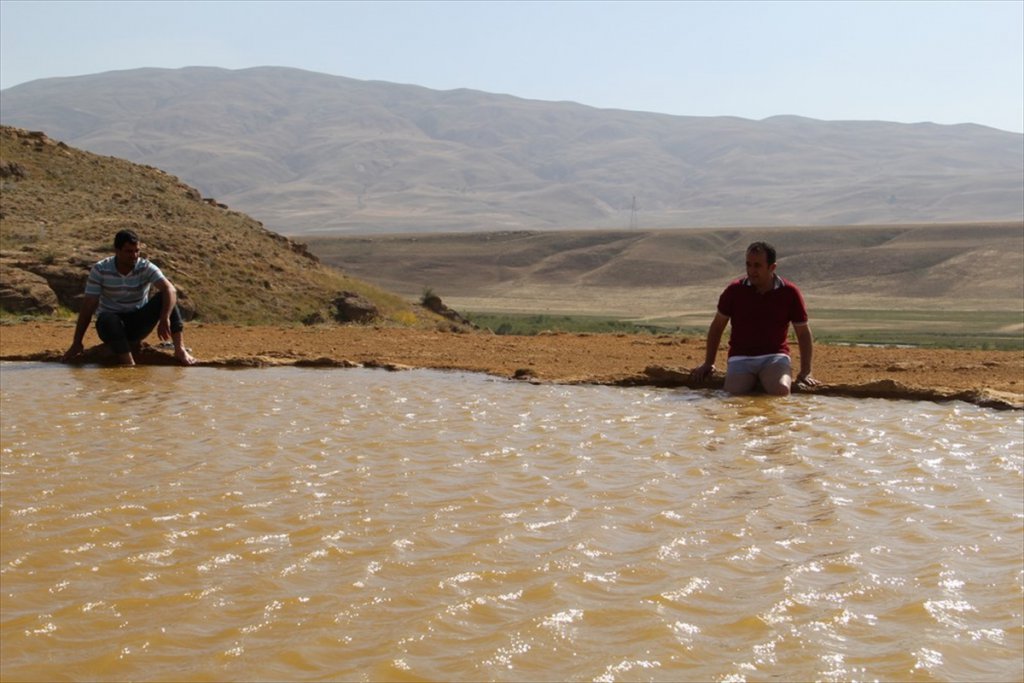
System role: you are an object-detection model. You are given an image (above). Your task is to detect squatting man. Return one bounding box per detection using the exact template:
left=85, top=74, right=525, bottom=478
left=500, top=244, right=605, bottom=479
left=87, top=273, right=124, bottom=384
left=691, top=241, right=818, bottom=395
left=63, top=229, right=197, bottom=366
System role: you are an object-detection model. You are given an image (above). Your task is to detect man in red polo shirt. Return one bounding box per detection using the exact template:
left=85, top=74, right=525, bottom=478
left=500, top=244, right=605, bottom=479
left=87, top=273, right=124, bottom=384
left=691, top=241, right=817, bottom=396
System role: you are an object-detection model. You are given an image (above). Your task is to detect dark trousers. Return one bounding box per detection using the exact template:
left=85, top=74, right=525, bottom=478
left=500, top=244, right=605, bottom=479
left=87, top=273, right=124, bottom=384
left=95, top=293, right=184, bottom=355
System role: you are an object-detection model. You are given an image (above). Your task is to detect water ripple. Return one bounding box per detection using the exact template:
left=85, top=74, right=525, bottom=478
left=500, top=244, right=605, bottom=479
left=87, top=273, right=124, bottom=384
left=2, top=362, right=1022, bottom=682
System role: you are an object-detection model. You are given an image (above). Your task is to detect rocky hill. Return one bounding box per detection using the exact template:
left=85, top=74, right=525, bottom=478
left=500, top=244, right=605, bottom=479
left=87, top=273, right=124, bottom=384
left=0, top=126, right=456, bottom=328
left=2, top=66, right=1021, bottom=235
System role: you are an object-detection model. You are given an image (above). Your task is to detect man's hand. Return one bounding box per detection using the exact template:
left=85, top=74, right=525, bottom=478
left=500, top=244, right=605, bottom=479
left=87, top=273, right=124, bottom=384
left=691, top=362, right=717, bottom=383
left=157, top=317, right=172, bottom=342
left=795, top=371, right=819, bottom=388
left=62, top=341, right=84, bottom=363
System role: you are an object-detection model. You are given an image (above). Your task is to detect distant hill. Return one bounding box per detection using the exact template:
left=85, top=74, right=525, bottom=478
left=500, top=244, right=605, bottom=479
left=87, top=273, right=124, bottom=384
left=1, top=66, right=1021, bottom=235
left=0, top=125, right=452, bottom=327
left=305, top=221, right=1024, bottom=320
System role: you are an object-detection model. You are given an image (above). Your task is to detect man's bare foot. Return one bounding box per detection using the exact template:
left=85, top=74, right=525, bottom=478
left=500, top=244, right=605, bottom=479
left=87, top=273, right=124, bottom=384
left=175, top=347, right=197, bottom=366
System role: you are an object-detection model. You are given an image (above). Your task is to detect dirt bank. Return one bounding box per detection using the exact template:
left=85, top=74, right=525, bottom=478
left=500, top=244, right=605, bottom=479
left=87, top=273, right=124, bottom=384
left=1, top=321, right=1021, bottom=410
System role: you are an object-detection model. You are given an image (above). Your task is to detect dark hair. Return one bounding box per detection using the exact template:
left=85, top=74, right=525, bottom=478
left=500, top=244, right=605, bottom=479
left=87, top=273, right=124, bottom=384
left=114, top=229, right=140, bottom=250
left=746, top=241, right=777, bottom=265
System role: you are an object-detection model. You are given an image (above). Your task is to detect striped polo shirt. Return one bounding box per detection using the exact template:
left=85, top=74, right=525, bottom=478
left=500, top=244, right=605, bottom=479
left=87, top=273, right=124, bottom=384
left=84, top=256, right=167, bottom=314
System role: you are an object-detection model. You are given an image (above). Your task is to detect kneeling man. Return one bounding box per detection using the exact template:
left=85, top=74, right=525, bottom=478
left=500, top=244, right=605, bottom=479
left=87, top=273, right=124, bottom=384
left=691, top=241, right=816, bottom=395
left=63, top=229, right=197, bottom=366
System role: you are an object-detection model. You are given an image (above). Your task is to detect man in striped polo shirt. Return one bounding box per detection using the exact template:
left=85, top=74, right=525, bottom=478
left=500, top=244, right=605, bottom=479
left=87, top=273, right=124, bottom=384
left=63, top=230, right=197, bottom=366
left=691, top=241, right=817, bottom=396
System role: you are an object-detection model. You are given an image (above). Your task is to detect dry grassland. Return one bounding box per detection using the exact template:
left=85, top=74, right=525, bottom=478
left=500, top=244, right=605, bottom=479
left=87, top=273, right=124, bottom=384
left=305, top=222, right=1024, bottom=347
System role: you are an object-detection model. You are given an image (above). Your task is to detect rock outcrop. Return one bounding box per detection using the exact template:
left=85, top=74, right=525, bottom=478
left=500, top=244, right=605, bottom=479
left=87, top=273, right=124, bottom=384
left=421, top=293, right=474, bottom=329
left=0, top=262, right=59, bottom=314
left=332, top=291, right=379, bottom=323
left=0, top=159, right=28, bottom=180
left=0, top=250, right=92, bottom=313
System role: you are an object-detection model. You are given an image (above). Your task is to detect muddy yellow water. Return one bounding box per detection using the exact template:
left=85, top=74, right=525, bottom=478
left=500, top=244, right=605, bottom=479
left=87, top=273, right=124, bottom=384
left=1, top=362, right=1021, bottom=682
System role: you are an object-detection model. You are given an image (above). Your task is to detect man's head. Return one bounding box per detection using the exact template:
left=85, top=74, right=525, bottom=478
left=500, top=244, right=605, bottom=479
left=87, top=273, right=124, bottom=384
left=746, top=241, right=777, bottom=266
left=114, top=229, right=140, bottom=250
left=113, top=230, right=141, bottom=270
left=745, top=241, right=778, bottom=291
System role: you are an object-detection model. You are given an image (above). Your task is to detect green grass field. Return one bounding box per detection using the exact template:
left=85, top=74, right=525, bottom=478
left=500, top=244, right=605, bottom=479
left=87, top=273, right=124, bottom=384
left=466, top=313, right=665, bottom=336
left=808, top=308, right=1023, bottom=350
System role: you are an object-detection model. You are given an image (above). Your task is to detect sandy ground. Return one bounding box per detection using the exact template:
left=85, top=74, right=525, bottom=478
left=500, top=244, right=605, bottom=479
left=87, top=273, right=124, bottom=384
left=1, top=320, right=1021, bottom=410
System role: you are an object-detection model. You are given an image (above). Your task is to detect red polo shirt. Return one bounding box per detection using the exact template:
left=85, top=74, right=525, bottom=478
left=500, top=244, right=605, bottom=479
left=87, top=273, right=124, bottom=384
left=717, top=275, right=808, bottom=357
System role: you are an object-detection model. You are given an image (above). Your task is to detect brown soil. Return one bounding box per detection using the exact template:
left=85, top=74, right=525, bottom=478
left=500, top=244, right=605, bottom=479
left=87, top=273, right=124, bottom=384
left=2, top=320, right=1021, bottom=410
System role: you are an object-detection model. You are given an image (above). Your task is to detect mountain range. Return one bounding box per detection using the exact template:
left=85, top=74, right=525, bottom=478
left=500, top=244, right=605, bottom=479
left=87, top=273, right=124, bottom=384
left=1, top=66, right=1021, bottom=235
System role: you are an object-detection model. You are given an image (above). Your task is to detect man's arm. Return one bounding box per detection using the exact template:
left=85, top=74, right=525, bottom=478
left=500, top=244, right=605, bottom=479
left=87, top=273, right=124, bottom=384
left=793, top=322, right=817, bottom=386
left=691, top=312, right=729, bottom=382
left=62, top=295, right=99, bottom=362
left=151, top=278, right=178, bottom=341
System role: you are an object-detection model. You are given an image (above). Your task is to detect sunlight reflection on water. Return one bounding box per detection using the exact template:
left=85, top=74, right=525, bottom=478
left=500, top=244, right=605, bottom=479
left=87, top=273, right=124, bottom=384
left=1, top=362, right=1022, bottom=682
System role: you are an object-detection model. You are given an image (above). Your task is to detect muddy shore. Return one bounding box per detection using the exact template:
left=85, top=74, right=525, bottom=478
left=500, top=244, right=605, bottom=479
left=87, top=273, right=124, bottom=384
left=1, top=321, right=1021, bottom=410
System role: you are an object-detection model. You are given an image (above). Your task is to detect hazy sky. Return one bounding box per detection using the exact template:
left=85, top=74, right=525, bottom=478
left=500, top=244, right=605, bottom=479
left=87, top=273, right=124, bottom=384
left=1, top=0, right=1022, bottom=133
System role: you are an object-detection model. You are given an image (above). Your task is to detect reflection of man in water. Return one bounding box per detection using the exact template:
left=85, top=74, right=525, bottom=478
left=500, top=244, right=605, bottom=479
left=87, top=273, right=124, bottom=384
left=691, top=241, right=817, bottom=395
left=63, top=230, right=197, bottom=366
